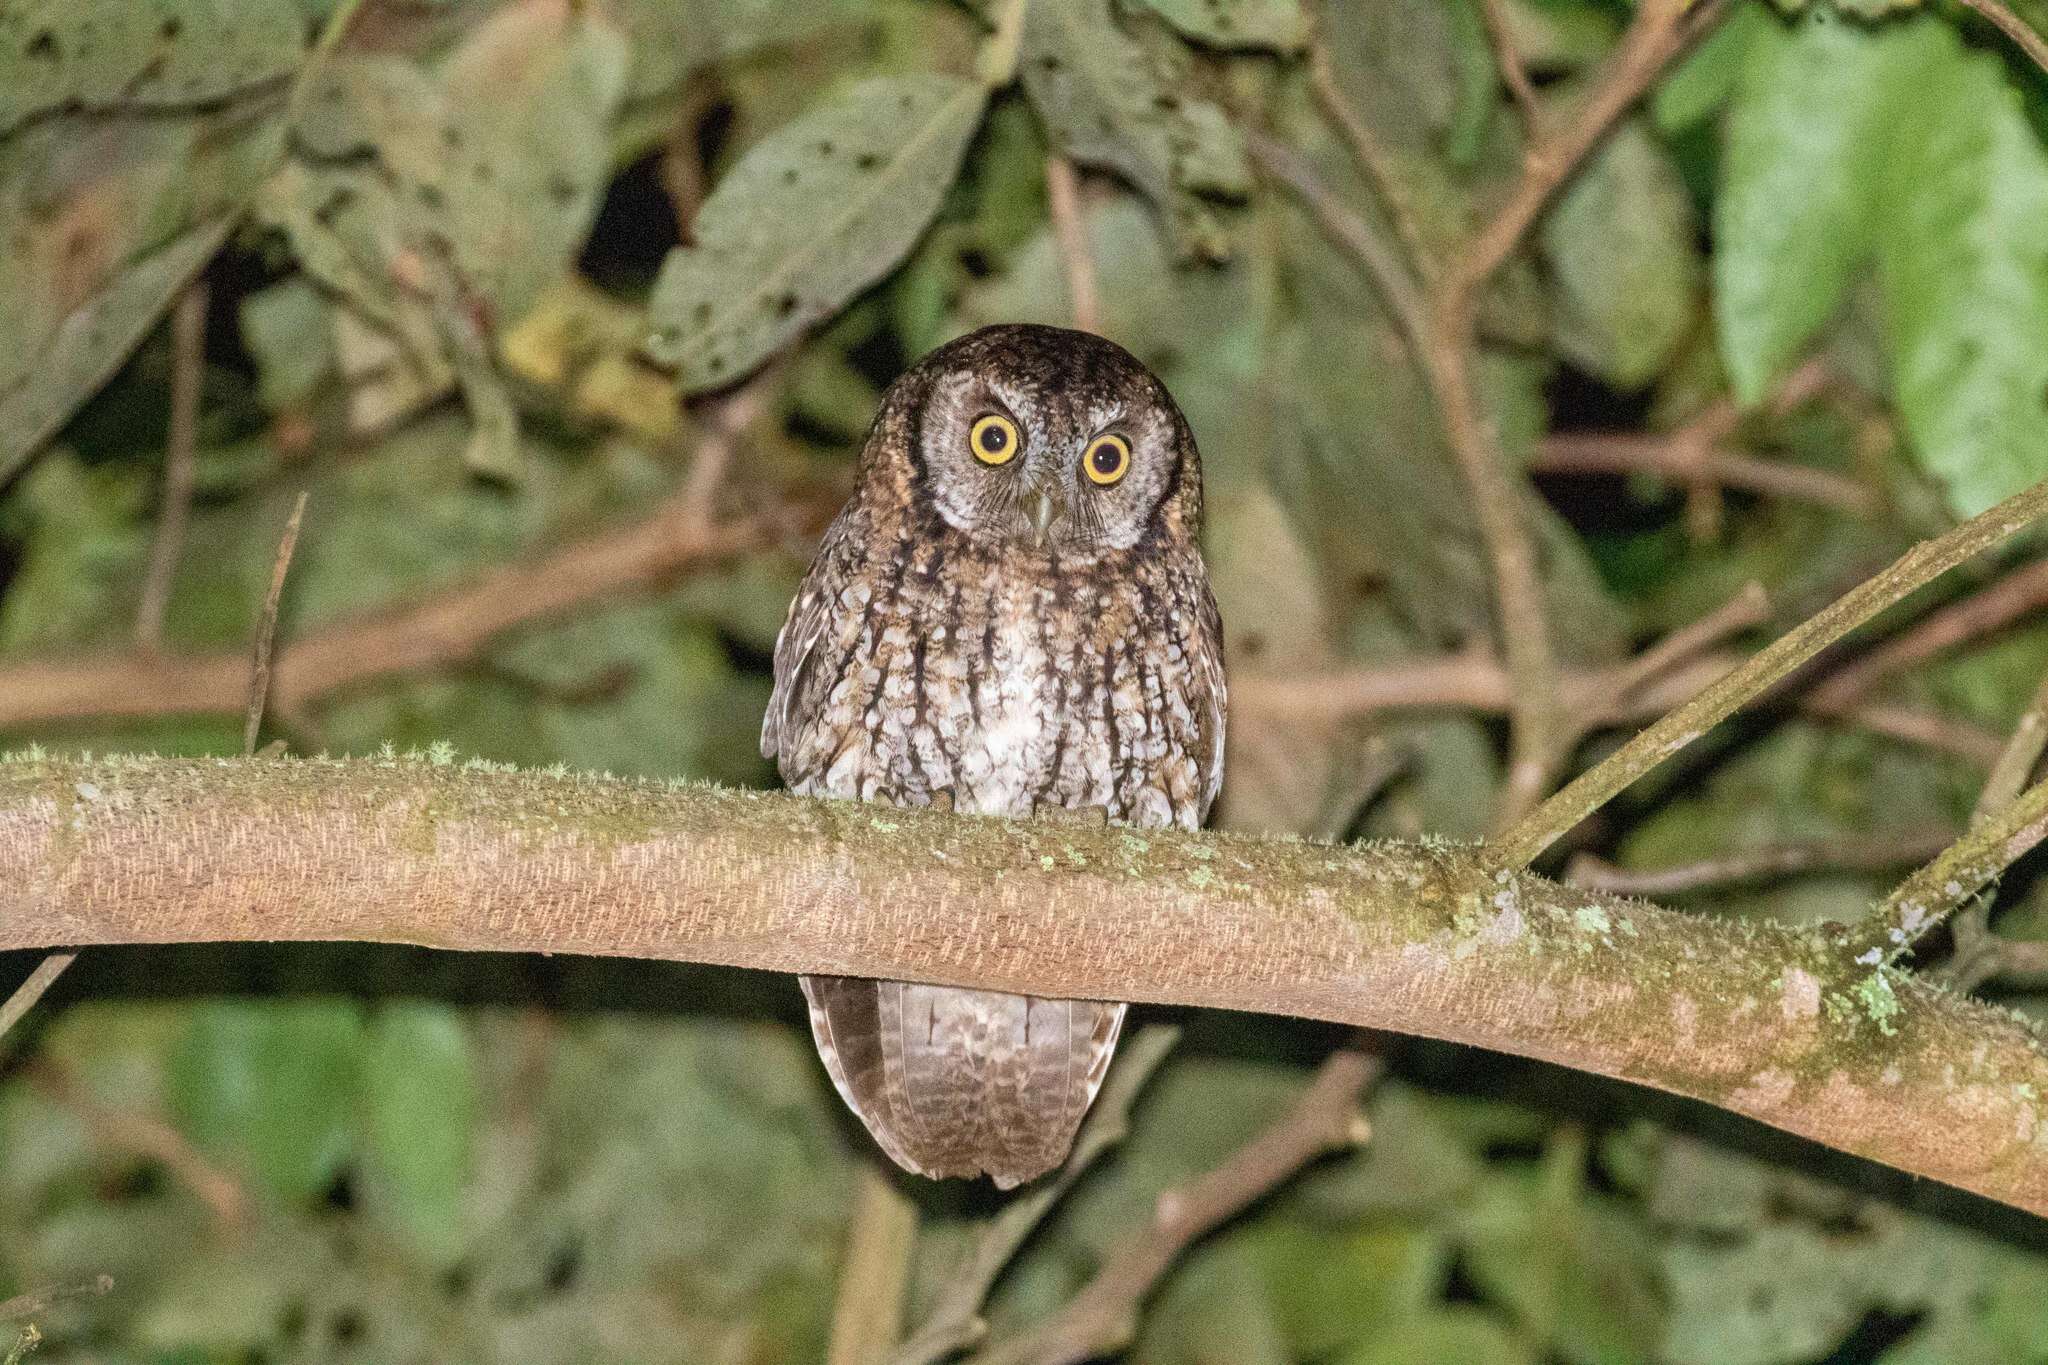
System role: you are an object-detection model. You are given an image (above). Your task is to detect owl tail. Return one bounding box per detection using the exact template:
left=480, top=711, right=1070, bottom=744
left=800, top=974, right=1125, bottom=1188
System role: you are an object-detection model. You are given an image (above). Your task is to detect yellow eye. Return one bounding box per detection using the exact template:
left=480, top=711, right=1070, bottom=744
left=969, top=414, right=1019, bottom=465
left=1083, top=433, right=1131, bottom=486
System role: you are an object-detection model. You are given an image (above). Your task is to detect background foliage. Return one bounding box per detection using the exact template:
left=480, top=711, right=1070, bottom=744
left=7, top=0, right=2048, bottom=1360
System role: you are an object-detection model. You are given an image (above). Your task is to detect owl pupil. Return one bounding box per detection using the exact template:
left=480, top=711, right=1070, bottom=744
left=1092, top=445, right=1119, bottom=473
left=980, top=426, right=1007, bottom=453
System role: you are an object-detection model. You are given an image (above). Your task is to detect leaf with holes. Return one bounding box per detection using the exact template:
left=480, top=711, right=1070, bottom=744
left=644, top=74, right=986, bottom=390
left=1020, top=0, right=1249, bottom=260
left=1133, top=0, right=1309, bottom=51
left=0, top=0, right=304, bottom=136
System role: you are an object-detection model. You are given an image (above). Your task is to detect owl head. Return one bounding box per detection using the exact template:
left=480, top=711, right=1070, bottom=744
left=864, top=324, right=1203, bottom=557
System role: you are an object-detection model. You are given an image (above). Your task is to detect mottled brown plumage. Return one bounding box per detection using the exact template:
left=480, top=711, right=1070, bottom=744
left=763, top=323, right=1226, bottom=1187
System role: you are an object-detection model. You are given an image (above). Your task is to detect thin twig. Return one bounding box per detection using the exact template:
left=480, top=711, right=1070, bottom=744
left=1858, top=776, right=2048, bottom=966
left=1245, top=131, right=1428, bottom=352
left=1946, top=668, right=2048, bottom=984
left=1432, top=0, right=1726, bottom=828
left=0, top=954, right=76, bottom=1045
left=1817, top=701, right=2004, bottom=769
left=0, top=413, right=802, bottom=732
left=963, top=1049, right=1382, bottom=1365
left=0, top=1277, right=112, bottom=1325
left=1565, top=826, right=1957, bottom=898
left=1479, top=0, right=1542, bottom=138
left=1808, top=557, right=2048, bottom=713
left=1978, top=670, right=2048, bottom=825
left=1607, top=582, right=1769, bottom=703
left=30, top=1063, right=249, bottom=1228
left=244, top=492, right=309, bottom=757
left=1495, top=473, right=2048, bottom=869
left=135, top=281, right=209, bottom=652
left=827, top=1163, right=919, bottom=1365
left=1305, top=43, right=1434, bottom=280
left=890, top=1026, right=1181, bottom=1365
left=1044, top=155, right=1101, bottom=335
left=1532, top=435, right=1876, bottom=517
left=1958, top=0, right=2048, bottom=77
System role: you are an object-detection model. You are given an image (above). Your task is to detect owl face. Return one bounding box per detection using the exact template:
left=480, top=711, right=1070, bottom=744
left=886, top=325, right=1199, bottom=557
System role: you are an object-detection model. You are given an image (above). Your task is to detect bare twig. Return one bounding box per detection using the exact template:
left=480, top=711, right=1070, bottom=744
left=0, top=419, right=799, bottom=732
left=135, top=282, right=209, bottom=652
left=1958, top=0, right=2048, bottom=78
left=1478, top=0, right=1542, bottom=139
left=244, top=492, right=308, bottom=756
left=1566, top=826, right=1958, bottom=898
left=1433, top=0, right=1726, bottom=827
left=1808, top=557, right=2048, bottom=713
left=889, top=1025, right=1180, bottom=1365
left=1044, top=155, right=1101, bottom=336
left=827, top=1163, right=919, bottom=1365
left=30, top=1063, right=249, bottom=1228
left=0, top=1277, right=112, bottom=1325
left=963, top=1049, right=1382, bottom=1365
left=1858, top=775, right=2048, bottom=966
left=1815, top=701, right=2004, bottom=769
left=1606, top=583, right=1768, bottom=703
left=1495, top=474, right=2048, bottom=869
left=1533, top=433, right=1876, bottom=519
left=1305, top=43, right=1434, bottom=280
left=1978, top=671, right=2048, bottom=825
left=1245, top=131, right=1428, bottom=352
left=0, top=954, right=76, bottom=1045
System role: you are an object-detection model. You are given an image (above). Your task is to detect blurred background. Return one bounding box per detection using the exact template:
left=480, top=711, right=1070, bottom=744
left=7, top=0, right=2048, bottom=1360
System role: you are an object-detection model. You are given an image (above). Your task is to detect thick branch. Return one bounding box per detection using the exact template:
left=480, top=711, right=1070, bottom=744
left=6, top=755, right=2048, bottom=1220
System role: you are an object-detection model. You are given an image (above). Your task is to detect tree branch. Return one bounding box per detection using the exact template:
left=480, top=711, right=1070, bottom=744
left=1426, top=0, right=1726, bottom=826
left=1496, top=473, right=2048, bottom=868
left=1857, top=775, right=2048, bottom=967
left=964, top=1049, right=1382, bottom=1365
left=0, top=484, right=797, bottom=733
left=1565, top=826, right=1958, bottom=898
left=8, top=755, right=2048, bottom=1219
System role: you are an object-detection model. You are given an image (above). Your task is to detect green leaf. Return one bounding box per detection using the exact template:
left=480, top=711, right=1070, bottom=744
left=1875, top=24, right=2048, bottom=516
left=0, top=0, right=305, bottom=136
left=645, top=74, right=987, bottom=389
left=1341, top=1309, right=1535, bottom=1365
left=1542, top=118, right=1701, bottom=389
left=1713, top=9, right=1925, bottom=402
left=358, top=1004, right=479, bottom=1267
left=1653, top=0, right=1770, bottom=132
left=1019, top=0, right=1248, bottom=259
left=168, top=1001, right=366, bottom=1205
left=1132, top=0, right=1309, bottom=51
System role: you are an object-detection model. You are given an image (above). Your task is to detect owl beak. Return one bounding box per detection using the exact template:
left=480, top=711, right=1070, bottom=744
left=1025, top=485, right=1064, bottom=547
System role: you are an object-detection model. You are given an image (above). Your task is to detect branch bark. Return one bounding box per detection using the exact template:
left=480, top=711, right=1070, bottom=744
left=7, top=755, right=2048, bottom=1221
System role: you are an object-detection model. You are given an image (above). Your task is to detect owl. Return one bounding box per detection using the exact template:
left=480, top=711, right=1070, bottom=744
left=762, top=323, right=1226, bottom=1188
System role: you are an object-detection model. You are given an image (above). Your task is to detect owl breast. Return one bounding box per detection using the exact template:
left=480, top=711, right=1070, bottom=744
left=774, top=527, right=1220, bottom=829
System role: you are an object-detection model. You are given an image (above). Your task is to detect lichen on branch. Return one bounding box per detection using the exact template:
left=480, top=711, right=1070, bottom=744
left=2, top=752, right=2047, bottom=1219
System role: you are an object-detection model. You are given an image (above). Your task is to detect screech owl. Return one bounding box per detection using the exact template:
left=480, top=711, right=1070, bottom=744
left=762, top=323, right=1227, bottom=1188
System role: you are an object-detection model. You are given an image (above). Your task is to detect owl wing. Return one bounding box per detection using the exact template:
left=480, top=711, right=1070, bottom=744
left=1194, top=581, right=1229, bottom=820
left=761, top=549, right=846, bottom=766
